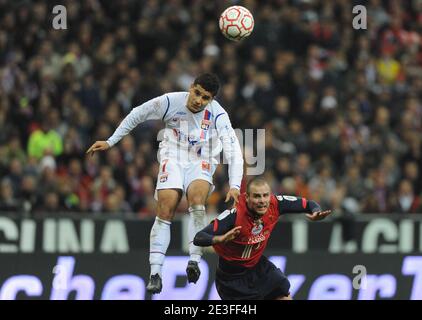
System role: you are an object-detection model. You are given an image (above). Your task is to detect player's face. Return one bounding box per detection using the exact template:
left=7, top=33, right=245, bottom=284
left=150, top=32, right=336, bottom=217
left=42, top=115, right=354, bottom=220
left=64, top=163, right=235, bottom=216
left=187, top=84, right=213, bottom=113
left=246, top=183, right=271, bottom=217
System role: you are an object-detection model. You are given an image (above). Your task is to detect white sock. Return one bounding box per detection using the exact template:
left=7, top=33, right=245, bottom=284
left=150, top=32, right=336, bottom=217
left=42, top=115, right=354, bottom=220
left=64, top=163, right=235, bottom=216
left=149, top=216, right=171, bottom=277
left=188, top=205, right=207, bottom=263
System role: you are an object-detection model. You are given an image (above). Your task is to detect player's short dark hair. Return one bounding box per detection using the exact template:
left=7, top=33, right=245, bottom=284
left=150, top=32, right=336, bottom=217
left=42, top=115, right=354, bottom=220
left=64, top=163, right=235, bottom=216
left=194, top=73, right=220, bottom=97
left=246, top=176, right=269, bottom=194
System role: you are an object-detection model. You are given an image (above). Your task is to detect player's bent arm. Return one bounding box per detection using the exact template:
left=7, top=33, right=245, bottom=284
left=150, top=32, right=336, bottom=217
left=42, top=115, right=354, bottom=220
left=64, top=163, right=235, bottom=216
left=193, top=209, right=237, bottom=246
left=277, top=195, right=322, bottom=214
left=106, top=94, right=169, bottom=147
left=215, top=113, right=244, bottom=190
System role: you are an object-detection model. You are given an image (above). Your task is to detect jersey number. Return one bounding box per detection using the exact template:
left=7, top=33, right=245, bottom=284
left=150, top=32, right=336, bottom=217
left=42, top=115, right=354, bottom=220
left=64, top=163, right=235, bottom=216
left=277, top=195, right=298, bottom=201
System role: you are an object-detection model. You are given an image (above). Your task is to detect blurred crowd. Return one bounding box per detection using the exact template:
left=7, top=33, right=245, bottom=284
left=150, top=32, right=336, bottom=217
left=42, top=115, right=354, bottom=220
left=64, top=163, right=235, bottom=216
left=0, top=0, right=422, bottom=217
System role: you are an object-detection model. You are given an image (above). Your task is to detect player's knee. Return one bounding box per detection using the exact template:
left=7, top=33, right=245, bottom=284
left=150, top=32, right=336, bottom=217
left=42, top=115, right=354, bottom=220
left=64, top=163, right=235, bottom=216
left=188, top=195, right=206, bottom=206
left=188, top=204, right=206, bottom=217
left=157, top=202, right=176, bottom=220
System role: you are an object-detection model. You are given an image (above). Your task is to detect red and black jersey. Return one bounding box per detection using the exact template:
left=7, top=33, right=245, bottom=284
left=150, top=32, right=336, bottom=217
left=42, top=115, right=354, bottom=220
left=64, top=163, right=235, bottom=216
left=194, top=193, right=321, bottom=269
left=213, top=193, right=280, bottom=267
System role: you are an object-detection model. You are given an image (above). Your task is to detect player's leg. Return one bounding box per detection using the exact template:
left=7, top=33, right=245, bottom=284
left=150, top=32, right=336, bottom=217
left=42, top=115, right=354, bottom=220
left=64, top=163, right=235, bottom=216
left=147, top=188, right=182, bottom=294
left=257, top=256, right=291, bottom=300
left=147, top=159, right=184, bottom=294
left=215, top=268, right=261, bottom=300
left=185, top=179, right=211, bottom=283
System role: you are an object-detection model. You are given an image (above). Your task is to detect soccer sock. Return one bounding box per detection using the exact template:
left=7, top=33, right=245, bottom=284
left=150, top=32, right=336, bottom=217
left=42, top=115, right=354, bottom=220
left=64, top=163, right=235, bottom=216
left=149, top=216, right=171, bottom=277
left=188, top=205, right=207, bottom=263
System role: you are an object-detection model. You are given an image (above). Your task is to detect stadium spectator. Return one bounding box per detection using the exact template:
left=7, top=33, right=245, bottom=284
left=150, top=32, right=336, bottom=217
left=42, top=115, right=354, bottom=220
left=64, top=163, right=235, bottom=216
left=27, top=119, right=63, bottom=160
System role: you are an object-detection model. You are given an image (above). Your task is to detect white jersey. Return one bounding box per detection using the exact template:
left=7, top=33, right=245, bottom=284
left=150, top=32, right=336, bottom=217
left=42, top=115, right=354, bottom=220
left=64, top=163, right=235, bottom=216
left=106, top=92, right=244, bottom=189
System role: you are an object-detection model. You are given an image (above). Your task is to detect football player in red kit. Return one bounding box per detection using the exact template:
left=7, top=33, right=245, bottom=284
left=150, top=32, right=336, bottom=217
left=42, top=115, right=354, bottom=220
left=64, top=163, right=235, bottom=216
left=193, top=176, right=332, bottom=300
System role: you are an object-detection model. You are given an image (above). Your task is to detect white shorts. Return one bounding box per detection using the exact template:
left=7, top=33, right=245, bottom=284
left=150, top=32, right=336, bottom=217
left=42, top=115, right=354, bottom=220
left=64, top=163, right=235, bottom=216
left=154, top=158, right=217, bottom=199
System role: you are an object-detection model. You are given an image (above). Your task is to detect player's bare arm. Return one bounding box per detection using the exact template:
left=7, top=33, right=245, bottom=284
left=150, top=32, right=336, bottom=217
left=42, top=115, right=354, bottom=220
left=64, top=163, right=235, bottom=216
left=86, top=141, right=110, bottom=156
left=225, top=188, right=240, bottom=206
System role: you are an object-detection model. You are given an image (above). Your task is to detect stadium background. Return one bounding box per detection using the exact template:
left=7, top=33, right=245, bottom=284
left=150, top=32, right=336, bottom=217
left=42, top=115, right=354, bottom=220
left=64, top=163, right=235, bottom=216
left=0, top=0, right=421, bottom=299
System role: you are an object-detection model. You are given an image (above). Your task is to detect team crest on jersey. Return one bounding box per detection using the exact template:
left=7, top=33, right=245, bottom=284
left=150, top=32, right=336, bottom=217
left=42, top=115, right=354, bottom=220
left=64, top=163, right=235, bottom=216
left=159, top=173, right=168, bottom=183
left=201, top=161, right=211, bottom=172
left=201, top=120, right=211, bottom=130
left=251, top=223, right=263, bottom=235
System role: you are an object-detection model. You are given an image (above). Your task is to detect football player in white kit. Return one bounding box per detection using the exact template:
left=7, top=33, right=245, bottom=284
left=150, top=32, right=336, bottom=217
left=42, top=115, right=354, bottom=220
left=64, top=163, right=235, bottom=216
left=86, top=74, right=244, bottom=294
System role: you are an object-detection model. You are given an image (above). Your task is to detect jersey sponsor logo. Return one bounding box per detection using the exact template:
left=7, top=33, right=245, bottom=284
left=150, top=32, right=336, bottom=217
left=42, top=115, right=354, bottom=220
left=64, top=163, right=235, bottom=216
left=188, top=135, right=199, bottom=146
left=247, top=233, right=266, bottom=244
left=159, top=173, right=169, bottom=183
left=176, top=111, right=187, bottom=115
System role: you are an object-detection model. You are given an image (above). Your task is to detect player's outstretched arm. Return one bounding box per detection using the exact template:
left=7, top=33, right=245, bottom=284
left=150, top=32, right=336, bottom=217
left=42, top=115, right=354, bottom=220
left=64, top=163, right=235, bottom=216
left=86, top=141, right=110, bottom=156
left=277, top=195, right=332, bottom=221
left=306, top=210, right=332, bottom=221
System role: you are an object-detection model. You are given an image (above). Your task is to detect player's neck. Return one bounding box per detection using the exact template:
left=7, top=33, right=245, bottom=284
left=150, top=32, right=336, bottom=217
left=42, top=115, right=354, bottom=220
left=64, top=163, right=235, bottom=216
left=246, top=206, right=263, bottom=221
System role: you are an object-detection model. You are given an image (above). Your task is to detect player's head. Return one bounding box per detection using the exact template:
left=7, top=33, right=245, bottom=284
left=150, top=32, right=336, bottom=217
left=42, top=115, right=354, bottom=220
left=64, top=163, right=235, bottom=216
left=187, top=73, right=220, bottom=113
left=246, top=177, right=271, bottom=217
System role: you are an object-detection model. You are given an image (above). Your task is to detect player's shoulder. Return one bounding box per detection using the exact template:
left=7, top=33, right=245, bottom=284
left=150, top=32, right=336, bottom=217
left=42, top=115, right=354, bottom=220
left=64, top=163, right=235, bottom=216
left=216, top=207, right=237, bottom=221
left=209, top=99, right=227, bottom=115
left=165, top=91, right=189, bottom=102
left=271, top=194, right=281, bottom=208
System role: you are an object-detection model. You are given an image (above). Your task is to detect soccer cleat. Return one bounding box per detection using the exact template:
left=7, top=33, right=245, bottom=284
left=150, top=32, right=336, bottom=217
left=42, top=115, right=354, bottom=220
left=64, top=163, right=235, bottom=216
left=186, top=260, right=201, bottom=283
left=146, top=274, right=162, bottom=294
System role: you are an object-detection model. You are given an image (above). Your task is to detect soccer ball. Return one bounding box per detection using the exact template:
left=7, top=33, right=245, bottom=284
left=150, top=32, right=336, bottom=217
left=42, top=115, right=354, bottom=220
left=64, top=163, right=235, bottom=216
left=219, top=6, right=254, bottom=41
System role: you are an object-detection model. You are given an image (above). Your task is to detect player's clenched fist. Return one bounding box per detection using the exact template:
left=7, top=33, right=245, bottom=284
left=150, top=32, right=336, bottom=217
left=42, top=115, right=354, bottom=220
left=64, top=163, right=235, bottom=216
left=86, top=141, right=110, bottom=156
